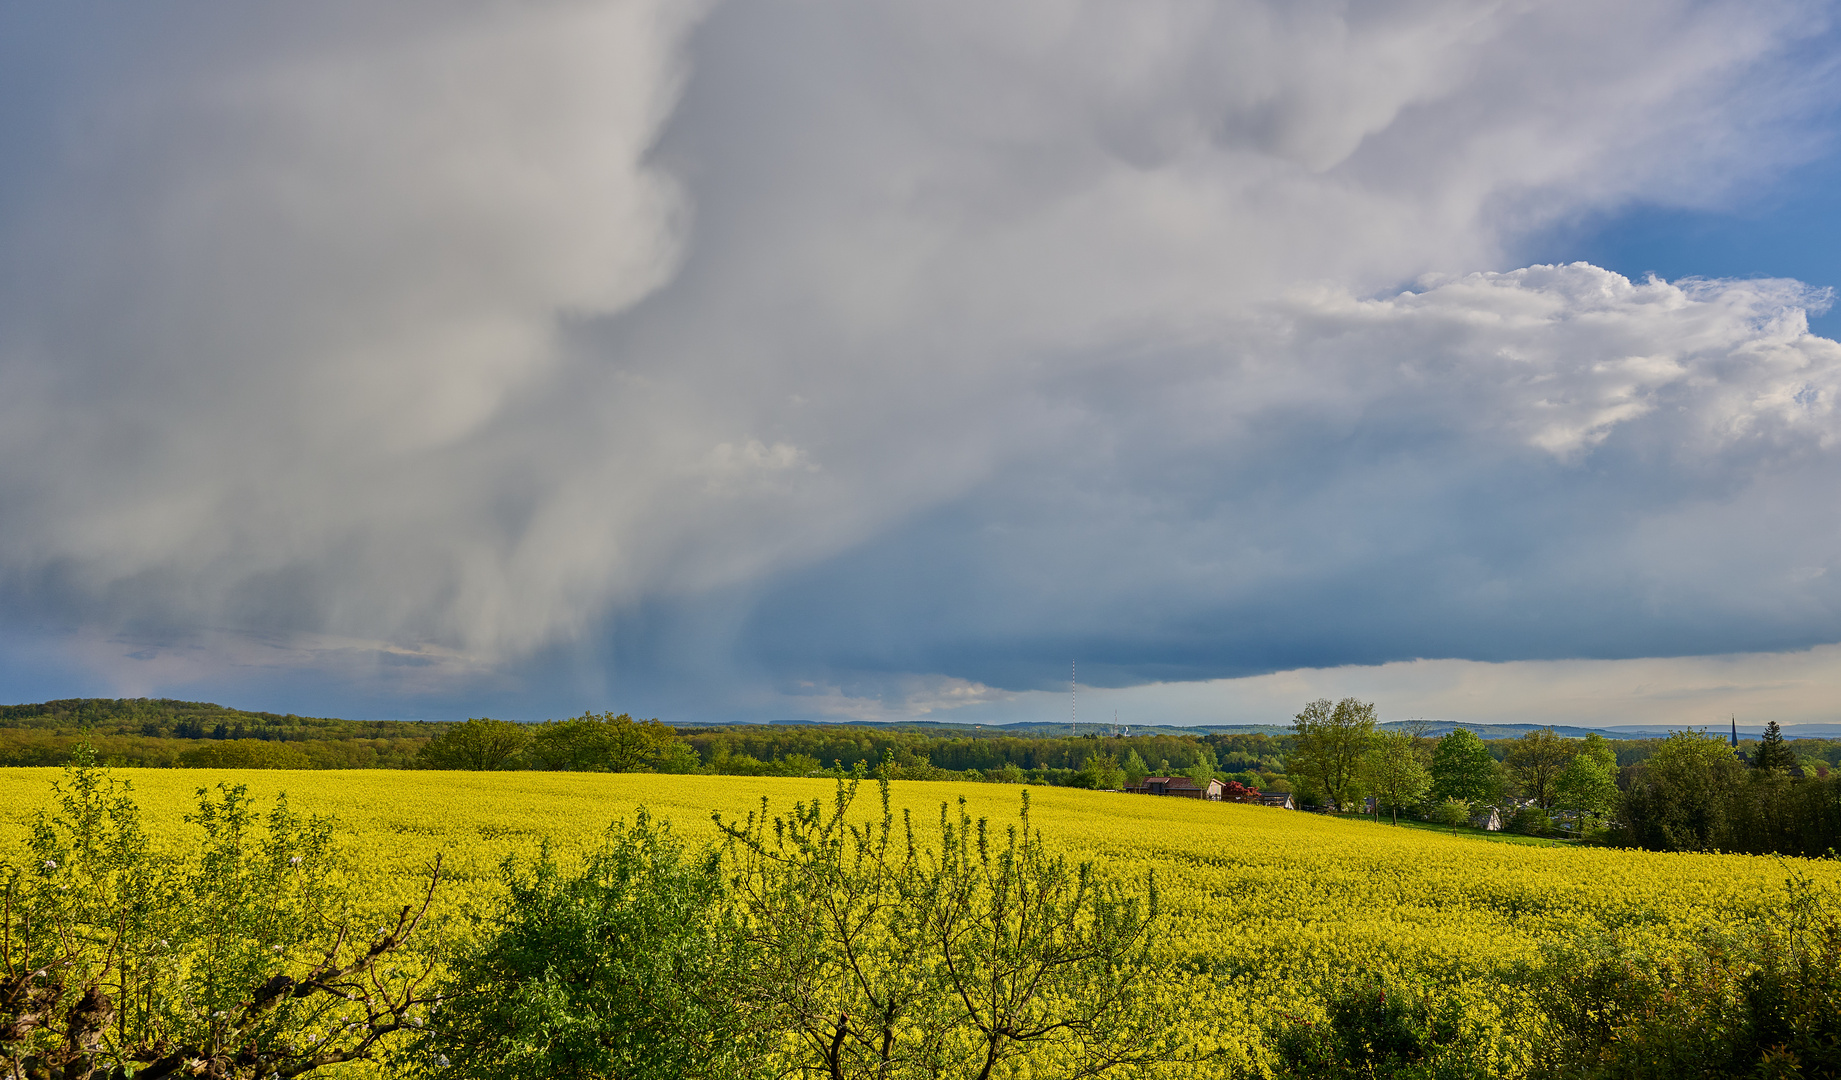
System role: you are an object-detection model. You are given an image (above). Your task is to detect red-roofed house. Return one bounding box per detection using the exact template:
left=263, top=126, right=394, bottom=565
left=1126, top=776, right=1225, bottom=800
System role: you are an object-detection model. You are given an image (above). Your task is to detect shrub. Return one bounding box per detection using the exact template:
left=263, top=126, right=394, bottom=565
left=987, top=762, right=1028, bottom=783
left=1, top=747, right=440, bottom=1079
left=717, top=778, right=1170, bottom=1079
left=1522, top=869, right=1841, bottom=1080
left=1269, top=977, right=1492, bottom=1079
left=412, top=811, right=773, bottom=1080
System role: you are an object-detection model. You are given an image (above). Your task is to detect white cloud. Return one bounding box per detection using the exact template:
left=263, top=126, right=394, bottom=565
left=0, top=0, right=1837, bottom=716
left=966, top=645, right=1841, bottom=730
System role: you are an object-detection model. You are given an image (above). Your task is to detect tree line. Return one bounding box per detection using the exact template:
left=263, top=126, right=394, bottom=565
left=8, top=699, right=1840, bottom=856
left=413, top=713, right=1288, bottom=787
left=1284, top=698, right=1841, bottom=855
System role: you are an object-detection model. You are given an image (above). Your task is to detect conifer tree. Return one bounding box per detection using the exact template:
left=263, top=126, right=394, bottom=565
left=1752, top=720, right=1797, bottom=771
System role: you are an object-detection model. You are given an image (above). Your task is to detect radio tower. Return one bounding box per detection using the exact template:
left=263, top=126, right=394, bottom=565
left=1071, top=660, right=1077, bottom=737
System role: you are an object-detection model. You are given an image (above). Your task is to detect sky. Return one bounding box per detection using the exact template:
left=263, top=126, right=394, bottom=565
left=3, top=0, right=1841, bottom=728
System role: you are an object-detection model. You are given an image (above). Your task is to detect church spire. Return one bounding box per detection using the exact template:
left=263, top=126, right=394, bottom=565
left=1730, top=715, right=1738, bottom=748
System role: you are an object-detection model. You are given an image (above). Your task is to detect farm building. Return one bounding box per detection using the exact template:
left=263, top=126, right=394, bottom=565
left=1257, top=792, right=1294, bottom=809
left=1126, top=776, right=1225, bottom=800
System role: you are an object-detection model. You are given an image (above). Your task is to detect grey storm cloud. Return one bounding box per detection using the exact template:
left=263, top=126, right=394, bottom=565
left=0, top=0, right=1837, bottom=718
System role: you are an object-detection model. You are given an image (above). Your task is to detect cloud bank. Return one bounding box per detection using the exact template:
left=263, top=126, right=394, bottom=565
left=0, top=0, right=1837, bottom=720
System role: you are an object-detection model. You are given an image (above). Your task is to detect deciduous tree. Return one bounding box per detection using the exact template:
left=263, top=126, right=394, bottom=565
left=1286, top=699, right=1376, bottom=811
left=1121, top=750, right=1149, bottom=789
left=1619, top=730, right=1747, bottom=851
left=1186, top=746, right=1219, bottom=787
left=1504, top=727, right=1574, bottom=810
left=419, top=717, right=531, bottom=771
left=1430, top=729, right=1501, bottom=806
left=1553, top=732, right=1620, bottom=819
left=529, top=712, right=674, bottom=772
left=1364, top=731, right=1431, bottom=824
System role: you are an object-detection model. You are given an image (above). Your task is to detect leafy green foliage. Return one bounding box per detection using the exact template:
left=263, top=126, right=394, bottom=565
left=1430, top=730, right=1502, bottom=806
left=1122, top=749, right=1150, bottom=788
left=418, top=718, right=533, bottom=771
left=1523, top=869, right=1841, bottom=1080
left=1429, top=798, right=1473, bottom=827
left=1505, top=806, right=1553, bottom=837
left=1551, top=734, right=1619, bottom=818
left=1270, top=978, right=1492, bottom=1080
left=1622, top=741, right=1841, bottom=856
left=1503, top=728, right=1574, bottom=810
left=1, top=748, right=442, bottom=1080
left=412, top=812, right=773, bottom=1080
left=1753, top=721, right=1798, bottom=772
left=528, top=713, right=676, bottom=772
left=1076, top=751, right=1127, bottom=789
left=1365, top=732, right=1432, bottom=824
left=1287, top=699, right=1377, bottom=811
left=1618, top=731, right=1747, bottom=851
left=1186, top=746, right=1220, bottom=786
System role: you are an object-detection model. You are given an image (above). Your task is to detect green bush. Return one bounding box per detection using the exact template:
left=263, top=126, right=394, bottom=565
left=411, top=811, right=774, bottom=1080
left=1523, top=869, right=1841, bottom=1080
left=1, top=747, right=440, bottom=1079
left=1269, top=977, right=1491, bottom=1080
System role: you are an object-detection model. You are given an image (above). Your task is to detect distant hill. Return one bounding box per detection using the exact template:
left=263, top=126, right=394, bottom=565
left=0, top=698, right=448, bottom=741
left=779, top=717, right=1837, bottom=741
left=9, top=698, right=1832, bottom=744
left=1599, top=723, right=1841, bottom=741
left=1373, top=720, right=1637, bottom=740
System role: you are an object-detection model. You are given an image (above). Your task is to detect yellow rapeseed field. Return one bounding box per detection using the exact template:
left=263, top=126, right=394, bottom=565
left=5, top=767, right=1837, bottom=1076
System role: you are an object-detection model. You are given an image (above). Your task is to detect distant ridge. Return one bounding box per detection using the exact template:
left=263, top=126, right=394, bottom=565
left=8, top=698, right=1835, bottom=741
left=1598, top=723, right=1841, bottom=740
left=748, top=717, right=1841, bottom=741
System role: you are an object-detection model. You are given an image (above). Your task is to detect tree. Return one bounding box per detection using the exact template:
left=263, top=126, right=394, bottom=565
left=1364, top=732, right=1431, bottom=825
left=1430, top=729, right=1501, bottom=805
left=1504, top=727, right=1574, bottom=810
left=654, top=740, right=706, bottom=774
left=990, top=762, right=1028, bottom=784
left=1619, top=730, right=1747, bottom=851
left=1073, top=752, right=1124, bottom=790
left=529, top=712, right=675, bottom=772
left=1753, top=721, right=1797, bottom=771
left=1286, top=699, right=1376, bottom=811
left=1121, top=749, right=1150, bottom=789
left=1186, top=746, right=1219, bottom=787
left=419, top=717, right=531, bottom=771
left=715, top=778, right=1168, bottom=1080
left=414, top=812, right=774, bottom=1080
left=1553, top=733, right=1620, bottom=820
